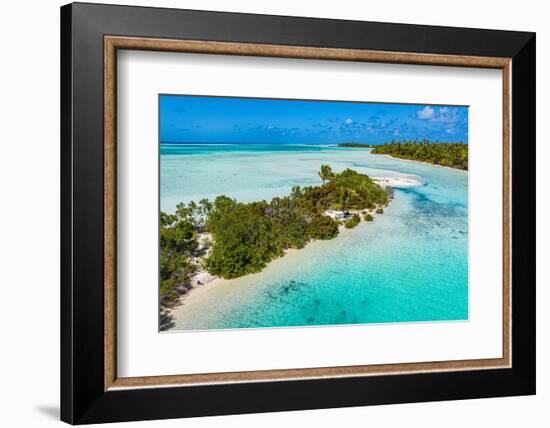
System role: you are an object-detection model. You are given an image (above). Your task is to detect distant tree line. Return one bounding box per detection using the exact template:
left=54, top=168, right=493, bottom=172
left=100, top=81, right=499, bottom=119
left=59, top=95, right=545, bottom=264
left=338, top=142, right=372, bottom=148
left=371, top=140, right=468, bottom=170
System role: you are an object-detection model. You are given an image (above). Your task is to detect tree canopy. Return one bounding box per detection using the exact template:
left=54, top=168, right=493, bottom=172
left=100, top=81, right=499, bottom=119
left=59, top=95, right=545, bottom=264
left=159, top=210, right=198, bottom=298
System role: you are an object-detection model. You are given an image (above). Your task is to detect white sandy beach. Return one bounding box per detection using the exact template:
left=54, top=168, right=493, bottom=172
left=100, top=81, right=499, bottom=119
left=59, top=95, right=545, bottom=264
left=372, top=176, right=422, bottom=188
left=167, top=217, right=371, bottom=325
left=380, top=154, right=469, bottom=173
left=168, top=245, right=316, bottom=323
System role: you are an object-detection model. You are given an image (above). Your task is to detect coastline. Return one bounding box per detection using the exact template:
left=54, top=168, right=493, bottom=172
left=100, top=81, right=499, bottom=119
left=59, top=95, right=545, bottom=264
left=379, top=154, right=468, bottom=173
left=166, top=213, right=379, bottom=327
left=172, top=246, right=310, bottom=310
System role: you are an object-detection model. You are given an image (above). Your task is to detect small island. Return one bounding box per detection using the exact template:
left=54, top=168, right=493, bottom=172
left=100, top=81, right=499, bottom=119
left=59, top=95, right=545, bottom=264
left=160, top=165, right=393, bottom=328
left=338, top=142, right=372, bottom=148
left=371, top=140, right=468, bottom=170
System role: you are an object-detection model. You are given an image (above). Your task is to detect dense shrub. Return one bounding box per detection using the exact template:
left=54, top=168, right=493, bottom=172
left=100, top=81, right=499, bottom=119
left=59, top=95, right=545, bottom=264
left=344, top=214, right=361, bottom=229
left=308, top=214, right=339, bottom=239
left=159, top=212, right=199, bottom=298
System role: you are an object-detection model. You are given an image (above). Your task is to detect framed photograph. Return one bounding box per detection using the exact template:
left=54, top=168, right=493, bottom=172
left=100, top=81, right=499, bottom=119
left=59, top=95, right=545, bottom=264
left=61, top=2, right=536, bottom=424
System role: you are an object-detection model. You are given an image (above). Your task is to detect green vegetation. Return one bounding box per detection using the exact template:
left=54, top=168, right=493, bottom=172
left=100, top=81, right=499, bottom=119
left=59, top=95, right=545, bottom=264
left=307, top=214, right=339, bottom=240
left=159, top=211, right=199, bottom=300
left=338, top=142, right=372, bottom=148
left=344, top=214, right=361, bottom=229
left=371, top=140, right=468, bottom=170
left=203, top=166, right=389, bottom=278
left=376, top=208, right=384, bottom=214
left=318, top=164, right=335, bottom=184
left=364, top=213, right=374, bottom=222
left=160, top=165, right=391, bottom=290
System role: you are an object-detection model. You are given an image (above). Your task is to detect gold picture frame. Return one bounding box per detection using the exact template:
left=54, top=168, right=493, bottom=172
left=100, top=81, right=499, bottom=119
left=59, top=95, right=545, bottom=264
left=103, top=36, right=512, bottom=391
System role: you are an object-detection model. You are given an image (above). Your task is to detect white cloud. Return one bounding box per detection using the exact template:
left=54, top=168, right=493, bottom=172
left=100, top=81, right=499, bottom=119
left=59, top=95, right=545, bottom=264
left=345, top=118, right=353, bottom=124
left=417, top=106, right=460, bottom=125
left=435, top=108, right=459, bottom=124
left=417, top=106, right=435, bottom=119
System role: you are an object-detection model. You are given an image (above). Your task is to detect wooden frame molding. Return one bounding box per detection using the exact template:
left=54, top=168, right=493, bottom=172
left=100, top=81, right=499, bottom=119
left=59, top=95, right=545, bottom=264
left=104, top=35, right=513, bottom=391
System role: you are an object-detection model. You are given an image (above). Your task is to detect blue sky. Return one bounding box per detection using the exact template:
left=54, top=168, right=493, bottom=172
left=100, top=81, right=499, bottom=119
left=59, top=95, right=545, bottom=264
left=160, top=95, right=468, bottom=145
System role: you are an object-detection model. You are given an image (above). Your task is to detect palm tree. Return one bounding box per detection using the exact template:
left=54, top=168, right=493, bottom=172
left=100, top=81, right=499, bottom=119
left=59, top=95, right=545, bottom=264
left=318, top=164, right=334, bottom=184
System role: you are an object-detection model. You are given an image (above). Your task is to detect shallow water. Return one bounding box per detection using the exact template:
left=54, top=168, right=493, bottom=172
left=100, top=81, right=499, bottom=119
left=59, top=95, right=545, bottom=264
left=160, top=144, right=468, bottom=330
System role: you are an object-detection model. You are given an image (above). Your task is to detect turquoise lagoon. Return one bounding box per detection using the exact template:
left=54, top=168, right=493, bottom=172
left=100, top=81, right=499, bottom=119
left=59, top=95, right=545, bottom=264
left=161, top=143, right=468, bottom=330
